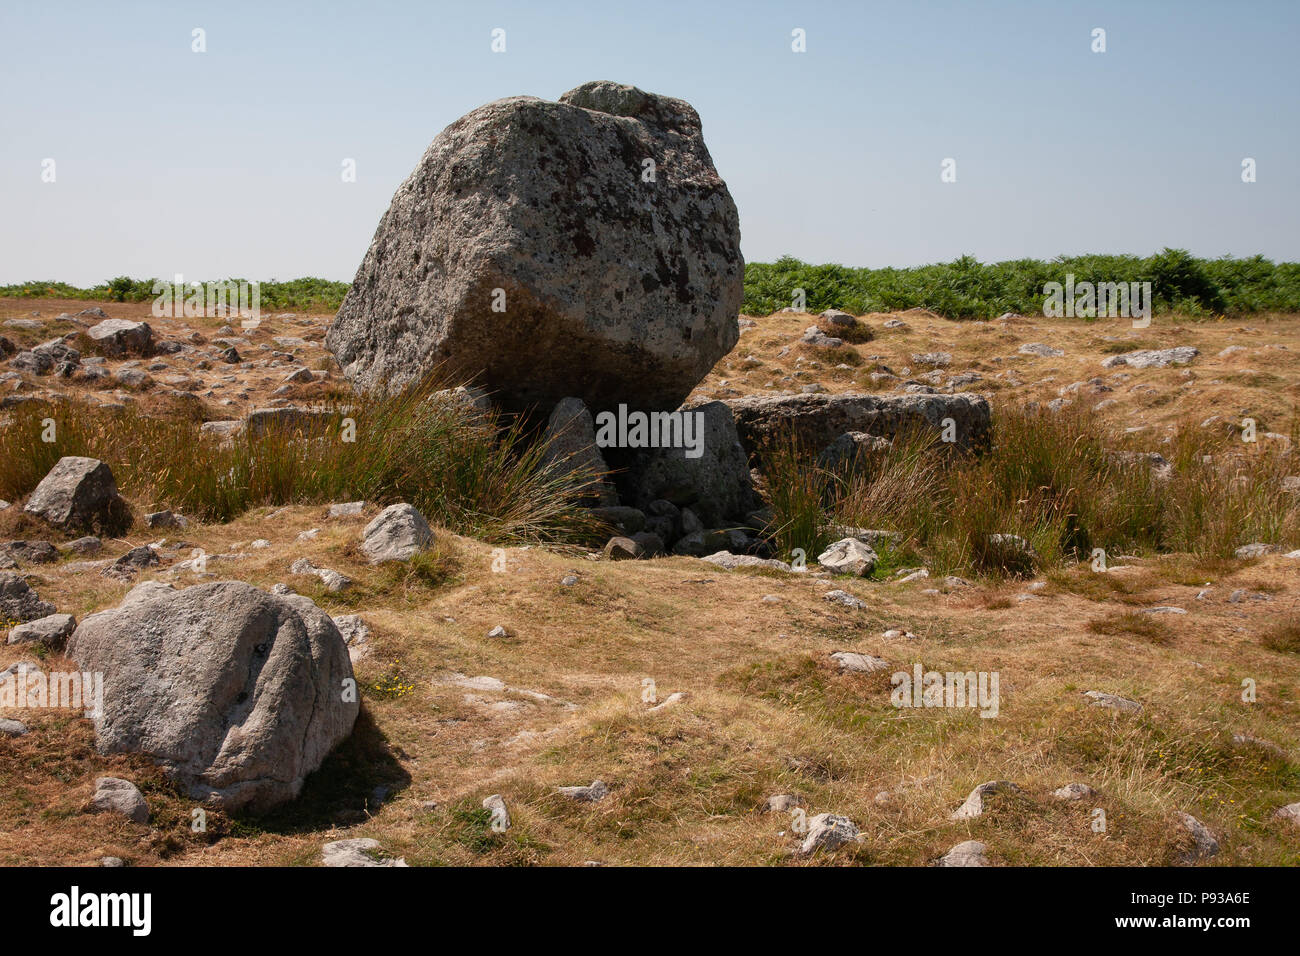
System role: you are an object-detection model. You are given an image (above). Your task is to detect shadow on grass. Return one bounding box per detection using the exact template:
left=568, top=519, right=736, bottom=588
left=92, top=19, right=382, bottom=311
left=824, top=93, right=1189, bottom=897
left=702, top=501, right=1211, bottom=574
left=227, top=707, right=409, bottom=836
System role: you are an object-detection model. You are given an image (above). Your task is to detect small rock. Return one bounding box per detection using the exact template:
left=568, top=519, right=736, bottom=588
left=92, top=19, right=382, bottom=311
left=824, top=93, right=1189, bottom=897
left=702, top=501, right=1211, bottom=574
left=482, top=794, right=511, bottom=831
left=1052, top=783, right=1098, bottom=802
left=556, top=780, right=608, bottom=802
left=362, top=503, right=433, bottom=563
left=90, top=777, right=149, bottom=824
left=487, top=625, right=509, bottom=639
left=0, top=718, right=28, bottom=737
left=817, top=538, right=878, bottom=577
left=823, top=589, right=866, bottom=609
left=764, top=793, right=804, bottom=813
left=321, top=838, right=408, bottom=867
left=7, top=612, right=76, bottom=646
left=951, top=781, right=1021, bottom=820
left=1083, top=690, right=1143, bottom=713
left=799, top=813, right=858, bottom=854
left=829, top=651, right=889, bottom=673
left=328, top=501, right=365, bottom=518
left=936, top=840, right=989, bottom=867
left=1174, top=812, right=1219, bottom=863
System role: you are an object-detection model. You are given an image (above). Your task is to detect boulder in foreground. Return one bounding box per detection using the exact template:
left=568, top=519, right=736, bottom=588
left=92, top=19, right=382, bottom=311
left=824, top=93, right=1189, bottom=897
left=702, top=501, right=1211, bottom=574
left=67, top=581, right=359, bottom=813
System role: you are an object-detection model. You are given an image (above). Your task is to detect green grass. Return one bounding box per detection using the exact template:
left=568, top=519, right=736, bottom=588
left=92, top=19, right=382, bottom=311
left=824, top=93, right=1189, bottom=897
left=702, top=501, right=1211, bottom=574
left=743, top=249, right=1300, bottom=318
left=8, top=249, right=1300, bottom=319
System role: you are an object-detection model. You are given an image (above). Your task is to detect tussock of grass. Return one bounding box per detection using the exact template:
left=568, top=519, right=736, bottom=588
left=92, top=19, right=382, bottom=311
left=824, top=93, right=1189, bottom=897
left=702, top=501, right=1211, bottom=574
left=760, top=403, right=1299, bottom=580
left=0, top=378, right=606, bottom=545
left=1260, top=618, right=1300, bottom=654
left=1088, top=612, right=1174, bottom=644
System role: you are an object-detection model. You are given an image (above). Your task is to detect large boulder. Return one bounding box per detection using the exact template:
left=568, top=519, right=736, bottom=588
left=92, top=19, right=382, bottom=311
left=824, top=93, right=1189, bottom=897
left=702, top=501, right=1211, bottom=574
left=610, top=401, right=757, bottom=526
left=723, top=392, right=992, bottom=459
left=66, top=581, right=360, bottom=813
left=325, top=80, right=743, bottom=412
left=23, top=457, right=131, bottom=533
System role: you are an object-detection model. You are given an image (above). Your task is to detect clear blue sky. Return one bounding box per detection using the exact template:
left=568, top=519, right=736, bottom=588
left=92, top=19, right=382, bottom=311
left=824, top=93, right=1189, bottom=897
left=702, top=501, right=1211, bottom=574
left=2, top=0, right=1296, bottom=285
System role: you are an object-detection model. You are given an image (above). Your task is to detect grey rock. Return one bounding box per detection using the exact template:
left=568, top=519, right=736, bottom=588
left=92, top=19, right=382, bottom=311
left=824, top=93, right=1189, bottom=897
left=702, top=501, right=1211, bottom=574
left=361, top=503, right=432, bottom=563
left=816, top=431, right=893, bottom=470
left=7, top=612, right=76, bottom=646
left=0, top=718, right=27, bottom=737
left=700, top=551, right=790, bottom=571
left=936, top=840, right=989, bottom=867
left=1083, top=690, right=1143, bottom=713
left=723, top=391, right=991, bottom=458
left=556, top=779, right=609, bottom=802
left=3, top=540, right=58, bottom=564
left=602, top=536, right=642, bottom=560
left=321, top=838, right=408, bottom=868
left=823, top=589, right=867, bottom=609
left=911, top=351, right=951, bottom=367
left=144, top=510, right=186, bottom=529
left=588, top=505, right=646, bottom=535
left=67, top=581, right=360, bottom=812
left=1101, top=347, right=1199, bottom=370
left=764, top=793, right=804, bottom=813
left=799, top=813, right=858, bottom=854
left=614, top=401, right=756, bottom=526
left=326, top=81, right=743, bottom=414
left=1235, top=542, right=1282, bottom=559
left=1018, top=342, right=1064, bottom=357
left=90, top=777, right=149, bottom=823
left=1174, top=812, right=1219, bottom=863
left=0, top=572, right=56, bottom=622
left=1052, top=783, right=1098, bottom=801
left=86, top=319, right=152, bottom=357
left=951, top=780, right=1022, bottom=820
left=817, top=538, right=878, bottom=577
left=23, top=457, right=131, bottom=533
left=540, top=397, right=617, bottom=505
left=328, top=501, right=365, bottom=518
left=829, top=651, right=889, bottom=673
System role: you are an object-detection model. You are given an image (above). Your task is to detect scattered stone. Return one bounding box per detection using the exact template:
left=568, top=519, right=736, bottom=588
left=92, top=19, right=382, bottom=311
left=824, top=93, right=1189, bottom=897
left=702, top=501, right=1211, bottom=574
left=556, top=780, right=609, bottom=802
left=144, top=510, right=186, bottom=529
left=328, top=501, right=365, bottom=518
left=23, top=457, right=131, bottom=533
left=1273, top=803, right=1300, bottom=827
left=817, top=538, right=878, bottom=577
left=289, top=558, right=352, bottom=593
left=799, top=813, right=858, bottom=854
left=321, top=838, right=408, bottom=867
left=1052, top=783, right=1098, bottom=802
left=487, top=625, right=509, bottom=639
left=1101, top=347, right=1199, bottom=370
left=1139, top=606, right=1186, bottom=615
left=1235, top=542, right=1282, bottom=559
left=7, top=612, right=76, bottom=646
left=951, top=780, right=1022, bottom=820
left=2, top=540, right=58, bottom=564
left=816, top=431, right=893, bottom=471
left=482, top=794, right=511, bottom=831
left=1083, top=690, right=1143, bottom=713
left=361, top=503, right=433, bottom=563
left=648, top=692, right=687, bottom=713
left=700, top=551, right=790, bottom=571
left=0, top=718, right=28, bottom=737
left=90, top=777, right=149, bottom=824
left=763, top=793, right=804, bottom=813
left=603, top=536, right=642, bottom=561
left=936, top=840, right=989, bottom=867
left=87, top=319, right=152, bottom=356
left=1174, top=812, right=1219, bottom=863
left=823, top=589, right=866, bottom=609
left=829, top=651, right=889, bottom=673
left=0, top=572, right=57, bottom=623
left=1018, top=343, right=1064, bottom=357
